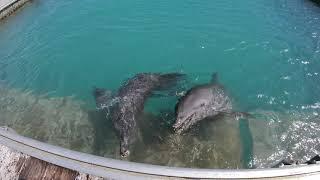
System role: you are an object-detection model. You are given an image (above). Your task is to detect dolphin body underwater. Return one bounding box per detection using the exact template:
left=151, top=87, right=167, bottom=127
left=93, top=73, right=185, bottom=157
left=173, top=73, right=247, bottom=134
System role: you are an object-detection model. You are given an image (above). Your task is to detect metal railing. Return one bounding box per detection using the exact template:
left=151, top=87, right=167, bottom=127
left=0, top=127, right=320, bottom=179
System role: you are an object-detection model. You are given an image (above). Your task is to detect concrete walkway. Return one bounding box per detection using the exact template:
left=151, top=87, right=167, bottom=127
left=0, top=144, right=102, bottom=180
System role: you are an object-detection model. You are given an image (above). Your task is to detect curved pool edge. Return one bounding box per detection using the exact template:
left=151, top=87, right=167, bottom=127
left=0, top=127, right=320, bottom=179
left=0, top=0, right=30, bottom=20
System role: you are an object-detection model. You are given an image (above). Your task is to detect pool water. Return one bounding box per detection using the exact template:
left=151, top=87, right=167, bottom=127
left=1, top=0, right=320, bottom=168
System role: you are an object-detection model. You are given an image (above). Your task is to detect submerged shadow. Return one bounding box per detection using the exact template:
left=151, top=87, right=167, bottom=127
left=309, top=0, right=320, bottom=6
left=87, top=110, right=119, bottom=157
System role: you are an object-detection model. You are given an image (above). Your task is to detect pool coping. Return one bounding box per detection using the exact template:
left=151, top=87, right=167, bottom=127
left=1, top=127, right=320, bottom=179
left=0, top=0, right=30, bottom=20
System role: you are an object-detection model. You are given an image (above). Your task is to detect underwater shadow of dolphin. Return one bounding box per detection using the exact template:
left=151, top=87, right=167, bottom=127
left=93, top=72, right=185, bottom=157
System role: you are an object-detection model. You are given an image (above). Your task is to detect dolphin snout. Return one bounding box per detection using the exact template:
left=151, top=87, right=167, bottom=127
left=120, top=137, right=130, bottom=157
left=173, top=113, right=195, bottom=134
left=120, top=150, right=130, bottom=158
left=173, top=121, right=181, bottom=129
left=173, top=126, right=184, bottom=134
left=120, top=143, right=130, bottom=157
left=173, top=120, right=183, bottom=134
left=173, top=118, right=184, bottom=130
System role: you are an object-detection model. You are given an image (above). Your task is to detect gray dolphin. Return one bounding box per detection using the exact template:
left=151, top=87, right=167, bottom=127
left=173, top=73, right=245, bottom=134
left=93, top=73, right=185, bottom=157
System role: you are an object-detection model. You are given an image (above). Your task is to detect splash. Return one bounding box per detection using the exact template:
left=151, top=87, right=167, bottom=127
left=249, top=110, right=320, bottom=168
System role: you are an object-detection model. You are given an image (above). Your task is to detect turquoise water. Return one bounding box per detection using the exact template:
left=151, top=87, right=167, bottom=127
left=1, top=0, right=320, bottom=108
left=1, top=0, right=320, bottom=168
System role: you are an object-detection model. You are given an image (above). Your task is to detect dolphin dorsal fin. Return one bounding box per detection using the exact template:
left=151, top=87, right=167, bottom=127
left=210, top=72, right=219, bottom=84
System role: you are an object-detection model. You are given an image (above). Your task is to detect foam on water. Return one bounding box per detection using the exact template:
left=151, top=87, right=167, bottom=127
left=249, top=109, right=320, bottom=168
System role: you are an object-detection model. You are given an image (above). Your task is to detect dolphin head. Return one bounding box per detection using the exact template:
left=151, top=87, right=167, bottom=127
left=173, top=89, right=211, bottom=134
left=119, top=128, right=139, bottom=157
left=117, top=112, right=138, bottom=158
left=120, top=136, right=130, bottom=157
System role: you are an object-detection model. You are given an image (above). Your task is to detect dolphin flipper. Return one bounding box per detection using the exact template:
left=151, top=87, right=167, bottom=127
left=216, top=111, right=254, bottom=120
left=211, top=72, right=219, bottom=84
left=92, top=87, right=113, bottom=110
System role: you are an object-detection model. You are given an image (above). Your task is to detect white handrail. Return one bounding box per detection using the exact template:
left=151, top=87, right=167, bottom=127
left=0, top=127, right=320, bottom=179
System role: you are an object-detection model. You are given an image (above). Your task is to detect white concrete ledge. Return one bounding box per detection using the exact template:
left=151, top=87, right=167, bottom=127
left=1, top=127, right=320, bottom=179
left=0, top=0, right=30, bottom=20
